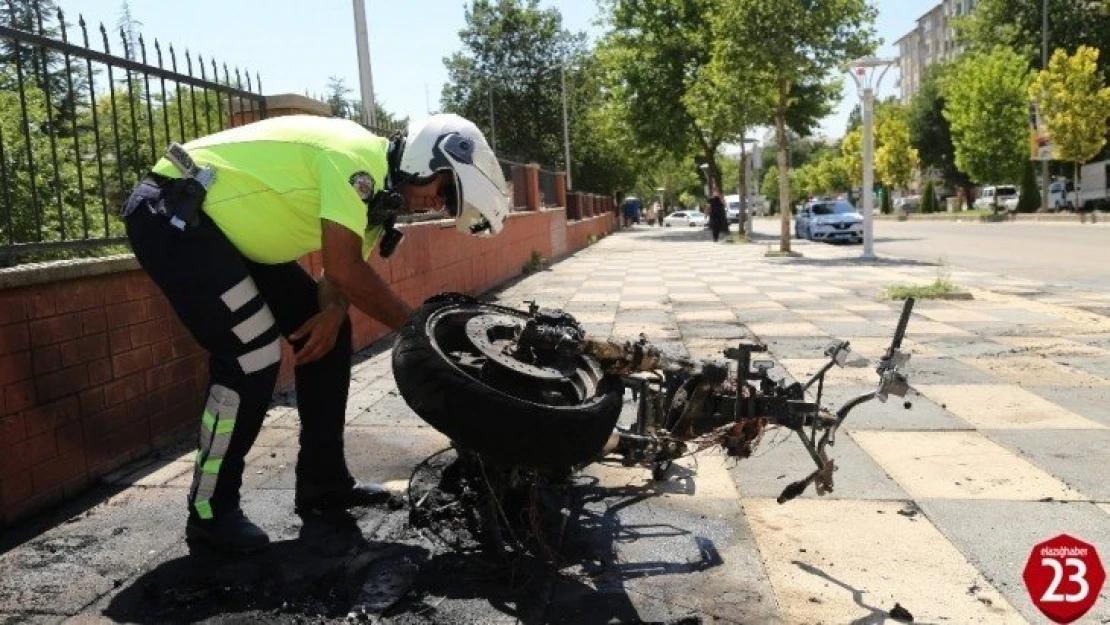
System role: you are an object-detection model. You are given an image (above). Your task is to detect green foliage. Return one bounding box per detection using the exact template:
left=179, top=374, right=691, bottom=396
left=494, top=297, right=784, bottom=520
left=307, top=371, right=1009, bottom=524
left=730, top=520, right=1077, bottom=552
left=921, top=180, right=938, bottom=213
left=942, top=46, right=1032, bottom=185
left=880, top=185, right=892, bottom=214
left=1016, top=159, right=1040, bottom=212
left=908, top=64, right=972, bottom=193
left=955, top=0, right=1110, bottom=83
left=791, top=150, right=851, bottom=199
left=1030, top=46, right=1110, bottom=169
left=712, top=0, right=876, bottom=247
left=875, top=103, right=920, bottom=192
left=441, top=0, right=583, bottom=167
left=597, top=0, right=730, bottom=191
left=761, top=165, right=780, bottom=204
left=521, top=250, right=547, bottom=274
left=887, top=279, right=968, bottom=300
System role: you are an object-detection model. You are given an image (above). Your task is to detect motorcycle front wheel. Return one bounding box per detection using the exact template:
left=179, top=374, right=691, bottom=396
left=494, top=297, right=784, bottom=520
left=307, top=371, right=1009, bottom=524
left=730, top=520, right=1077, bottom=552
left=392, top=293, right=624, bottom=468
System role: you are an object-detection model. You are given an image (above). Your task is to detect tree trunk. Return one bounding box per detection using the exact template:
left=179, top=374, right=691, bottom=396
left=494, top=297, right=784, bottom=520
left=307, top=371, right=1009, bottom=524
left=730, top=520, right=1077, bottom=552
left=776, top=78, right=791, bottom=253
left=739, top=138, right=748, bottom=236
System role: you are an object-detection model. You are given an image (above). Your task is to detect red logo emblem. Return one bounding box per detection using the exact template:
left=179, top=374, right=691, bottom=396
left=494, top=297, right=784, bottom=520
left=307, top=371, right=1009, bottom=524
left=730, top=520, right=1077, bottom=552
left=1023, top=534, right=1105, bottom=623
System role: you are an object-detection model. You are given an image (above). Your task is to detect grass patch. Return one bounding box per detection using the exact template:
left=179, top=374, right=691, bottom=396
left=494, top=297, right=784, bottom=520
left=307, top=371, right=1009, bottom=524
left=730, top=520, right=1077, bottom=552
left=886, top=257, right=972, bottom=300
left=521, top=250, right=547, bottom=275
left=886, top=279, right=971, bottom=300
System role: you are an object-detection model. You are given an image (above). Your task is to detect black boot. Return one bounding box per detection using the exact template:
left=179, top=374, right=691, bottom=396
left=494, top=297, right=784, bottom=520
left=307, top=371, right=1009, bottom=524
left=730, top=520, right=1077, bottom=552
left=295, top=482, right=395, bottom=516
left=185, top=508, right=270, bottom=554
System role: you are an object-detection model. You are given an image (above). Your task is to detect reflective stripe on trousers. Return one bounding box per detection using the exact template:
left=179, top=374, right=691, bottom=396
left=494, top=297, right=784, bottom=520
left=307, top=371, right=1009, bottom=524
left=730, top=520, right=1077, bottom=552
left=191, top=384, right=240, bottom=519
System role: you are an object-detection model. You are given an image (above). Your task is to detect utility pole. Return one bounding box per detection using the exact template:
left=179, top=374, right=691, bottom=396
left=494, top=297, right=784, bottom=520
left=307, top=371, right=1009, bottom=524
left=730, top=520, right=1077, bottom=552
left=561, top=65, right=572, bottom=190
left=1040, top=0, right=1050, bottom=213
left=488, top=85, right=497, bottom=152
left=352, top=0, right=376, bottom=128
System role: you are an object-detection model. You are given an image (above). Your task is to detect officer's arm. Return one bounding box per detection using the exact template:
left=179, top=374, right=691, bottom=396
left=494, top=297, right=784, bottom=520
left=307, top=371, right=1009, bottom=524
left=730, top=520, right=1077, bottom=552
left=320, top=219, right=413, bottom=330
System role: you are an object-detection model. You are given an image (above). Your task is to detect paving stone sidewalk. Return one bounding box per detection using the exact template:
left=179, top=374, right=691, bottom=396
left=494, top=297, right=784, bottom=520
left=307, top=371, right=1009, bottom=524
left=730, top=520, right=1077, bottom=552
left=2, top=226, right=1108, bottom=624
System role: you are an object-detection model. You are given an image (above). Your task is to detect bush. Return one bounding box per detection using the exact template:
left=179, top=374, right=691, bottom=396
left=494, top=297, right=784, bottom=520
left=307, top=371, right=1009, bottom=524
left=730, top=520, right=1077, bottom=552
left=1017, top=160, right=1039, bottom=213
left=921, top=180, right=938, bottom=213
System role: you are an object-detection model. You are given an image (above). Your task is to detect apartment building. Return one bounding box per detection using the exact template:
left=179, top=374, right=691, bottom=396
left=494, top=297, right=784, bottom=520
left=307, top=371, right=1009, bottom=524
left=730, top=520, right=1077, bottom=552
left=895, top=0, right=978, bottom=102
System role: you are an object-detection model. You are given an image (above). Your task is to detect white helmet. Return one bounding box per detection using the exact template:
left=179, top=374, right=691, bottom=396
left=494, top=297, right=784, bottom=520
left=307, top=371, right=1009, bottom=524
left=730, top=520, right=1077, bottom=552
left=397, top=113, right=509, bottom=236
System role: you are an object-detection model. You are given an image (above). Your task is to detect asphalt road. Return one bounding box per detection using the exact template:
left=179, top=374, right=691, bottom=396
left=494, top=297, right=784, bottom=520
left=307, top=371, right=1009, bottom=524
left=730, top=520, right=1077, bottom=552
left=752, top=217, right=1110, bottom=291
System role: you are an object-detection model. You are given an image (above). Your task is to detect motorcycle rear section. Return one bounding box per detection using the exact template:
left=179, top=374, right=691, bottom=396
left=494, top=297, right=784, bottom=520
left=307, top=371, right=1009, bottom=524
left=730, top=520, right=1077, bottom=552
left=392, top=292, right=915, bottom=503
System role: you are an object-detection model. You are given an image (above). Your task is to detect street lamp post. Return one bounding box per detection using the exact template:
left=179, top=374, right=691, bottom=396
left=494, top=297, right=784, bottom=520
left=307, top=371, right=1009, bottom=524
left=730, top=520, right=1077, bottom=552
left=698, top=163, right=711, bottom=199
left=848, top=56, right=896, bottom=260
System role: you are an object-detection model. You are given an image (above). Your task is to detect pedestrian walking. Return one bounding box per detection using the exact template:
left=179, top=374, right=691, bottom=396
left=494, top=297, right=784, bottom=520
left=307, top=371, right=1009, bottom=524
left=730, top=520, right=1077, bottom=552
left=708, top=192, right=728, bottom=242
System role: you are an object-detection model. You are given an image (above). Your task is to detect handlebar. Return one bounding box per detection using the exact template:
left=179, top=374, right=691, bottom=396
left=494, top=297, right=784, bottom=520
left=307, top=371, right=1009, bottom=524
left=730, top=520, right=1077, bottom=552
left=888, top=297, right=915, bottom=353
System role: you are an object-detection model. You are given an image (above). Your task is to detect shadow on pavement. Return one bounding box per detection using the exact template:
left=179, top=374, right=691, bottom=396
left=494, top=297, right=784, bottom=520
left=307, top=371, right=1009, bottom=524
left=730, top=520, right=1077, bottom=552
left=104, top=513, right=429, bottom=623
left=792, top=560, right=941, bottom=625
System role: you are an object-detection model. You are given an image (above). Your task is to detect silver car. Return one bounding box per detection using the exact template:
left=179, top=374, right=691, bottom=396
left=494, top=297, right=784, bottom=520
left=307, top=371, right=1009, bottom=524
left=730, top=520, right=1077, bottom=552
left=794, top=200, right=863, bottom=243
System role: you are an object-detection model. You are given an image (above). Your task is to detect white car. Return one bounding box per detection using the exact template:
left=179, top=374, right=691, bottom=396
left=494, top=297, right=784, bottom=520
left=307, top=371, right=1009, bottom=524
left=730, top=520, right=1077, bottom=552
left=974, top=185, right=1018, bottom=211
left=794, top=200, right=863, bottom=243
left=663, top=210, right=708, bottom=228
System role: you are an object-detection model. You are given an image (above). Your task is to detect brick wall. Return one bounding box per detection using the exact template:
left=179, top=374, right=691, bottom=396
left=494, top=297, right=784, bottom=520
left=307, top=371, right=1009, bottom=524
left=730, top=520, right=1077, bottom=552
left=0, top=210, right=614, bottom=528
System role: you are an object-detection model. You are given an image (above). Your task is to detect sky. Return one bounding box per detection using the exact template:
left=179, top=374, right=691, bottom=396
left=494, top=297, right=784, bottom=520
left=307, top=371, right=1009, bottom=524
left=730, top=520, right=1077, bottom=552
left=51, top=0, right=941, bottom=143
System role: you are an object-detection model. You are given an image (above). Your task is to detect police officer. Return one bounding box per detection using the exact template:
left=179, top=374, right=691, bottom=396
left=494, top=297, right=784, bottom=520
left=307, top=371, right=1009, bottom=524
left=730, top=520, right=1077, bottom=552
left=121, top=113, right=509, bottom=553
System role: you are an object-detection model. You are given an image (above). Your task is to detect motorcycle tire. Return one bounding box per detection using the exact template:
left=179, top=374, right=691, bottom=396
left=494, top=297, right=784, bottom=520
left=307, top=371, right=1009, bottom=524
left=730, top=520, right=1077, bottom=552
left=392, top=294, right=624, bottom=468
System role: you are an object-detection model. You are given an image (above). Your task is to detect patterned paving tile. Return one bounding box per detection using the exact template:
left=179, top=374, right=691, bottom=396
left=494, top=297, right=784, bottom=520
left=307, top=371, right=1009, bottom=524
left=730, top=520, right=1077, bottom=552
left=983, top=429, right=1110, bottom=500
left=852, top=431, right=1087, bottom=501
left=960, top=356, right=1110, bottom=387
left=746, top=321, right=827, bottom=337
left=918, top=500, right=1110, bottom=624
left=915, top=384, right=1105, bottom=429
left=744, top=499, right=1023, bottom=624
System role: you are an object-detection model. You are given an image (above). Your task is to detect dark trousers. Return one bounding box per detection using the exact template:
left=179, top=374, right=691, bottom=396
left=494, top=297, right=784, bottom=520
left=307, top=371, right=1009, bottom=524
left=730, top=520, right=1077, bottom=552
left=123, top=182, right=354, bottom=520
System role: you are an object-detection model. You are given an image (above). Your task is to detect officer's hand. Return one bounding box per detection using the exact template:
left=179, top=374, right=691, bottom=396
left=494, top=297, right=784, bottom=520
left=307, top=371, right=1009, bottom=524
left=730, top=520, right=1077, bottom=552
left=289, top=307, right=347, bottom=365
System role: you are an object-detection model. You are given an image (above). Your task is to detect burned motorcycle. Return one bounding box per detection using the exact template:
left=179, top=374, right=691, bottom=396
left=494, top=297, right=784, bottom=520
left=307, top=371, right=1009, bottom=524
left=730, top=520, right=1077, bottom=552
left=393, top=293, right=914, bottom=506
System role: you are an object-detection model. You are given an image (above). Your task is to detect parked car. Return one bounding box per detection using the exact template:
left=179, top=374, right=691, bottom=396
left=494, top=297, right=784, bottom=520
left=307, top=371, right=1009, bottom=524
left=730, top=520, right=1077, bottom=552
left=894, top=195, right=921, bottom=212
left=725, top=194, right=741, bottom=224
left=1048, top=180, right=1076, bottom=211
left=794, top=200, right=863, bottom=243
left=974, top=185, right=1018, bottom=211
left=663, top=210, right=708, bottom=228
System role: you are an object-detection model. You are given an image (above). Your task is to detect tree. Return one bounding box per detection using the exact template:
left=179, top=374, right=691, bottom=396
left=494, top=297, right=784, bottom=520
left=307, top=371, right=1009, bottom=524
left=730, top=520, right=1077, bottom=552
left=441, top=0, right=583, bottom=167
left=1030, top=46, right=1110, bottom=203
left=921, top=179, right=938, bottom=213
left=713, top=0, right=876, bottom=252
left=942, top=46, right=1032, bottom=185
left=562, top=56, right=639, bottom=193
left=955, top=0, right=1110, bottom=83
left=875, top=103, right=920, bottom=194
left=908, top=64, right=973, bottom=201
left=841, top=127, right=863, bottom=188
left=1016, top=159, right=1039, bottom=213
left=325, top=76, right=352, bottom=119
left=597, top=0, right=733, bottom=192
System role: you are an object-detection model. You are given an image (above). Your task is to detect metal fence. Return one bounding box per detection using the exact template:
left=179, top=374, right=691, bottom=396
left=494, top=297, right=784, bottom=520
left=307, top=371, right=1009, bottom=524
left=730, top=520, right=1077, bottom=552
left=0, top=4, right=265, bottom=265
left=538, top=167, right=560, bottom=208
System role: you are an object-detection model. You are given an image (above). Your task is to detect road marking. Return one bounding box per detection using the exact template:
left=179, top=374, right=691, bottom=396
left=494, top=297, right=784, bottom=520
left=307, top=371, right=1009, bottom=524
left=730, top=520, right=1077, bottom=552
left=852, top=431, right=1087, bottom=500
